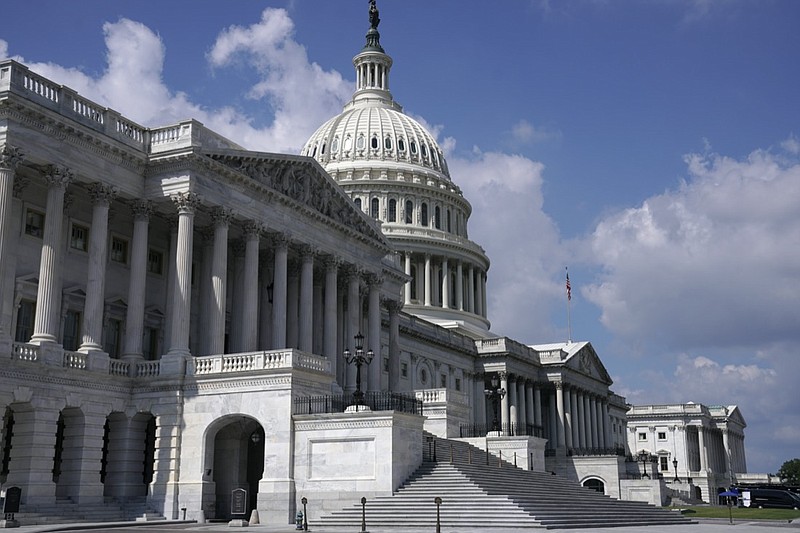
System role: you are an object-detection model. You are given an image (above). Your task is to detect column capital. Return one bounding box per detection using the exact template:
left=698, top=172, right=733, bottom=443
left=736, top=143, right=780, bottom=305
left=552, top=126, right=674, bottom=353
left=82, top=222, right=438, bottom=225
left=210, top=205, right=233, bottom=226
left=365, top=272, right=384, bottom=287
left=270, top=232, right=290, bottom=250
left=243, top=220, right=264, bottom=239
left=322, top=254, right=342, bottom=271
left=44, top=165, right=74, bottom=188
left=130, top=199, right=153, bottom=220
left=382, top=298, right=403, bottom=314
left=297, top=243, right=318, bottom=260
left=88, top=182, right=118, bottom=206
left=171, top=192, right=200, bottom=215
left=0, top=145, right=24, bottom=170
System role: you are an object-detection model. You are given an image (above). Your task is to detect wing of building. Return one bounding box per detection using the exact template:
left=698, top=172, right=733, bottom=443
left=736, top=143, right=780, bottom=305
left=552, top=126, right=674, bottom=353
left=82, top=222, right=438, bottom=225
left=0, top=4, right=750, bottom=524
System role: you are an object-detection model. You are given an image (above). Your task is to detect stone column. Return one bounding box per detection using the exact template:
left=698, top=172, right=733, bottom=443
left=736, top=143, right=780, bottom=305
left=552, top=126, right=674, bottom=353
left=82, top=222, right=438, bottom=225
left=367, top=275, right=382, bottom=391
left=441, top=258, right=449, bottom=309
left=241, top=222, right=262, bottom=352
left=475, top=269, right=483, bottom=317
left=59, top=410, right=107, bottom=504
left=208, top=208, right=231, bottom=355
left=166, top=192, right=198, bottom=358
left=570, top=388, right=580, bottom=448
left=163, top=218, right=178, bottom=352
left=508, top=375, right=518, bottom=431
left=298, top=246, right=315, bottom=353
left=30, top=166, right=73, bottom=345
left=589, top=395, right=599, bottom=448
left=103, top=413, right=150, bottom=498
left=583, top=393, right=592, bottom=449
left=525, top=381, right=534, bottom=427
left=423, top=254, right=432, bottom=306
left=5, top=404, right=60, bottom=503
left=517, top=379, right=527, bottom=434
left=403, top=252, right=412, bottom=305
left=385, top=299, right=401, bottom=391
left=122, top=200, right=153, bottom=360
left=467, top=265, right=475, bottom=313
left=602, top=400, right=611, bottom=449
left=499, top=371, right=510, bottom=434
left=533, top=383, right=543, bottom=430
left=150, top=404, right=184, bottom=519
left=555, top=382, right=566, bottom=449
left=323, top=257, right=339, bottom=381
left=563, top=385, right=573, bottom=449
left=456, top=261, right=464, bottom=311
left=271, top=235, right=289, bottom=349
left=345, top=269, right=361, bottom=391
left=78, top=183, right=117, bottom=353
left=0, top=146, right=22, bottom=347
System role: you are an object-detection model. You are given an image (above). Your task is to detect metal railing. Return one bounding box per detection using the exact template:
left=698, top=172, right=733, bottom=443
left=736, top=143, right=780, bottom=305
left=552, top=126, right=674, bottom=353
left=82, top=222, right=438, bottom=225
left=293, top=391, right=423, bottom=416
left=458, top=423, right=544, bottom=438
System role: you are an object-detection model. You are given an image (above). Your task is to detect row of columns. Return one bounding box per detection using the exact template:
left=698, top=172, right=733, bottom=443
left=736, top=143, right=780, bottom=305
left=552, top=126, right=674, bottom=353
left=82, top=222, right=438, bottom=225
left=0, top=154, right=401, bottom=393
left=402, top=251, right=487, bottom=317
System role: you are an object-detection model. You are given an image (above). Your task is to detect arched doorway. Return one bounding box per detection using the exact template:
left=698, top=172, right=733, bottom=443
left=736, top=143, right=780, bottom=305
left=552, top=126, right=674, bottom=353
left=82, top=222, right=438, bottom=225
left=205, top=416, right=264, bottom=520
left=583, top=478, right=605, bottom=494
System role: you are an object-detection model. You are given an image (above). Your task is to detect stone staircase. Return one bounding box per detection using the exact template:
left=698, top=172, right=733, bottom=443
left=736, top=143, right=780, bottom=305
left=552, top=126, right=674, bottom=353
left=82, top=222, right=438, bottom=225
left=316, top=436, right=693, bottom=530
left=18, top=496, right=164, bottom=526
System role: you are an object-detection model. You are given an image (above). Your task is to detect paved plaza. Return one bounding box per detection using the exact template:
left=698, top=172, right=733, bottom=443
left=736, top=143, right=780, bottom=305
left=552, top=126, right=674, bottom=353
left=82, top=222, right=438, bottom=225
left=10, top=518, right=800, bottom=533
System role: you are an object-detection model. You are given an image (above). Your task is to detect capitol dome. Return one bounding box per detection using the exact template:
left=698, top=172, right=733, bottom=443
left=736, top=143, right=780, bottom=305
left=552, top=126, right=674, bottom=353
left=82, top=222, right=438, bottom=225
left=303, top=3, right=491, bottom=338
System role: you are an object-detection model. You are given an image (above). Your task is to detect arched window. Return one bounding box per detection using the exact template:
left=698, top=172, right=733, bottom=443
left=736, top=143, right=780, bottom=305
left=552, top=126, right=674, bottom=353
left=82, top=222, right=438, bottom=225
left=356, top=135, right=365, bottom=150
left=421, top=143, right=428, bottom=158
left=410, top=141, right=418, bottom=155
left=354, top=198, right=362, bottom=211
left=421, top=203, right=429, bottom=227
left=384, top=136, right=393, bottom=150
left=321, top=141, right=326, bottom=155
left=405, top=200, right=414, bottom=224
left=434, top=206, right=441, bottom=229
left=371, top=136, right=379, bottom=149
left=446, top=209, right=452, bottom=233
left=388, top=199, right=397, bottom=222
left=331, top=137, right=339, bottom=153
left=311, top=144, right=317, bottom=157
left=370, top=198, right=380, bottom=219
left=398, top=138, right=406, bottom=152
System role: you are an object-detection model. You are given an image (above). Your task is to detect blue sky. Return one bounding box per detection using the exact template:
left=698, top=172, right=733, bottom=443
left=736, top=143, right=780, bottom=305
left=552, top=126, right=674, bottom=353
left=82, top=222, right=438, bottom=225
left=3, top=1, right=799, bottom=475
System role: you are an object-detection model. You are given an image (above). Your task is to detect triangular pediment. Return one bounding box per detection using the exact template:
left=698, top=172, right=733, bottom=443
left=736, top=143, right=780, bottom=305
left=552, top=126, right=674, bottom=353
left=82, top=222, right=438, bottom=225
left=565, top=343, right=612, bottom=384
left=203, top=149, right=390, bottom=250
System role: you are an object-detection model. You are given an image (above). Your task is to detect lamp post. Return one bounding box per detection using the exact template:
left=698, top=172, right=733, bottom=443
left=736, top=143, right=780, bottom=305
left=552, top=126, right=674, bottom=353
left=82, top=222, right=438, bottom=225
left=673, top=458, right=680, bottom=482
left=638, top=450, right=651, bottom=479
left=483, top=373, right=506, bottom=433
left=344, top=332, right=374, bottom=407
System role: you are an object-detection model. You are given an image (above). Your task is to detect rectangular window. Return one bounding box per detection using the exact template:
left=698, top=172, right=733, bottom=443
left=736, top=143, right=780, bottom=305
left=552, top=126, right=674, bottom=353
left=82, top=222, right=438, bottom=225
left=142, top=327, right=159, bottom=361
left=25, top=209, right=45, bottom=238
left=62, top=310, right=81, bottom=351
left=111, top=236, right=129, bottom=264
left=440, top=374, right=447, bottom=388
left=660, top=456, right=669, bottom=471
left=147, top=249, right=163, bottom=275
left=103, top=318, right=122, bottom=357
left=14, top=300, right=35, bottom=342
left=70, top=223, right=89, bottom=251
left=401, top=362, right=408, bottom=378
left=658, top=431, right=667, bottom=440
left=638, top=432, right=647, bottom=441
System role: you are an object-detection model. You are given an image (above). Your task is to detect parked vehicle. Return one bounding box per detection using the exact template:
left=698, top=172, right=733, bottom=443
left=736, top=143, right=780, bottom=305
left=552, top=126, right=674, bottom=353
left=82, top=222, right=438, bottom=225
left=740, top=489, right=800, bottom=509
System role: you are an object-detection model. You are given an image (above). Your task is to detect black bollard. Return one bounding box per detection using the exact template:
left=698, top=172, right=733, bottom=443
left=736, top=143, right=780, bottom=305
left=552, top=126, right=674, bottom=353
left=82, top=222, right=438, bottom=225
left=434, top=497, right=442, bottom=533
left=301, top=497, right=308, bottom=531
left=360, top=496, right=367, bottom=532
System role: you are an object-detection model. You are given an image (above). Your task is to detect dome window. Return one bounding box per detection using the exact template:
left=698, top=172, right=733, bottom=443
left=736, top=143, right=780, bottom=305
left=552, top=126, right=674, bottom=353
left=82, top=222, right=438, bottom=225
left=410, top=141, right=418, bottom=154
left=371, top=136, right=379, bottom=150
left=421, top=203, right=429, bottom=227
left=312, top=144, right=317, bottom=157
left=384, top=136, right=393, bottom=150
left=388, top=199, right=397, bottom=222
left=446, top=209, right=452, bottom=233
left=354, top=198, right=362, bottom=211
left=398, top=138, right=406, bottom=152
left=321, top=141, right=327, bottom=155
left=344, top=136, right=353, bottom=151
left=434, top=206, right=441, bottom=229
left=357, top=135, right=366, bottom=150
left=421, top=143, right=428, bottom=158
left=405, top=200, right=414, bottom=224
left=370, top=198, right=380, bottom=219
left=331, top=137, right=339, bottom=153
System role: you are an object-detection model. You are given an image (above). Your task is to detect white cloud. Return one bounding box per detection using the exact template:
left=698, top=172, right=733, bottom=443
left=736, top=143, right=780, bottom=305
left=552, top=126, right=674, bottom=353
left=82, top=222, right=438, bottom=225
left=0, top=39, right=8, bottom=59
left=510, top=119, right=561, bottom=145
left=16, top=10, right=351, bottom=155
left=448, top=149, right=566, bottom=341
left=584, top=141, right=800, bottom=349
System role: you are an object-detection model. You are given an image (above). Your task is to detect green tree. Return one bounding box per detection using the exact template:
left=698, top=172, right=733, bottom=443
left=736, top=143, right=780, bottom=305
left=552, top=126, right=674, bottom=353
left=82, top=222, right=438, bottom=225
left=777, top=458, right=800, bottom=485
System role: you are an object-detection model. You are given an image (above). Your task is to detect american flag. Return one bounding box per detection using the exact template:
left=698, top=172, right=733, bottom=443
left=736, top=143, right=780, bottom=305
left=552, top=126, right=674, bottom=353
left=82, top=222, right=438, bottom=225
left=566, top=271, right=571, bottom=301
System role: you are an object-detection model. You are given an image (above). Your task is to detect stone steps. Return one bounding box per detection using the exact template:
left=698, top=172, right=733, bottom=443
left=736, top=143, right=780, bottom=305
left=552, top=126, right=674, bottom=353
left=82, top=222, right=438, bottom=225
left=315, top=437, right=693, bottom=530
left=18, top=496, right=161, bottom=526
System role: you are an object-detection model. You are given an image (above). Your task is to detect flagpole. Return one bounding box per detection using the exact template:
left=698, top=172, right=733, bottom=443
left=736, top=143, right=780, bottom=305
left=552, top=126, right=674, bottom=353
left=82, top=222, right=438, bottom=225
left=566, top=267, right=572, bottom=344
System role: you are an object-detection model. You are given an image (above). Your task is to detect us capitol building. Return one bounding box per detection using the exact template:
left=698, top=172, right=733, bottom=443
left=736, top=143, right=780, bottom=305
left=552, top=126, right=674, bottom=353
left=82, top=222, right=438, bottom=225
left=0, top=3, right=749, bottom=525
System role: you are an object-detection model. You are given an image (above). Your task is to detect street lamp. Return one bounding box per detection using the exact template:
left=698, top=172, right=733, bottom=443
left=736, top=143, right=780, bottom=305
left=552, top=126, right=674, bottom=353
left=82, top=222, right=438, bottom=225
left=344, top=332, right=374, bottom=407
left=483, top=373, right=506, bottom=433
left=638, top=450, right=651, bottom=479
left=673, top=458, right=680, bottom=482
